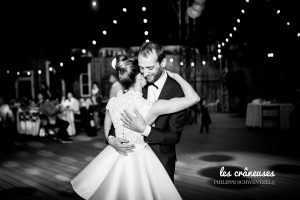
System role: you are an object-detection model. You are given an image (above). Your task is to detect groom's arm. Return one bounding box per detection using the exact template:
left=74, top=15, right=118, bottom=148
left=108, top=126, right=116, bottom=137
left=144, top=81, right=186, bottom=145
left=144, top=109, right=186, bottom=145
left=105, top=126, right=116, bottom=144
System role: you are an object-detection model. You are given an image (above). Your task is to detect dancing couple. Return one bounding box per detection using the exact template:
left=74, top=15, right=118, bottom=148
left=71, top=41, right=200, bottom=200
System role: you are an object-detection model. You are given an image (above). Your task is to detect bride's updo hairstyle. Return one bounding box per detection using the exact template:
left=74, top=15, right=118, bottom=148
left=114, top=55, right=140, bottom=90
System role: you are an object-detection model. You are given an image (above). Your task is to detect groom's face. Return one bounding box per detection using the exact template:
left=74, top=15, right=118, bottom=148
left=138, top=52, right=164, bottom=83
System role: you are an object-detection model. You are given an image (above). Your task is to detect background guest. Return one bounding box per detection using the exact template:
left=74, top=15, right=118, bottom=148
left=199, top=98, right=219, bottom=133
left=108, top=73, right=123, bottom=99
left=40, top=82, right=52, bottom=100
left=0, top=96, right=15, bottom=151
left=90, top=82, right=102, bottom=131
left=61, top=92, right=80, bottom=136
left=39, top=96, right=72, bottom=143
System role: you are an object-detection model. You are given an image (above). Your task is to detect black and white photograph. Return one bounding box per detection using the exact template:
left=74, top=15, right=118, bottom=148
left=0, top=0, right=300, bottom=199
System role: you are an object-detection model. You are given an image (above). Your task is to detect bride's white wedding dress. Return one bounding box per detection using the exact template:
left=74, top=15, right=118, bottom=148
left=71, top=91, right=182, bottom=200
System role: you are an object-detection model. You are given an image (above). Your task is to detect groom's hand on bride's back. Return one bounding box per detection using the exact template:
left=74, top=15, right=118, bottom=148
left=107, top=137, right=135, bottom=156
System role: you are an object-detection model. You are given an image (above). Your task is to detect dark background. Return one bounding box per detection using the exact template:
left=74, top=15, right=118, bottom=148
left=0, top=0, right=300, bottom=103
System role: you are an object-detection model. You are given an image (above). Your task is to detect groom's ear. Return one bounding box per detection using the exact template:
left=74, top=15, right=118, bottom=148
left=160, top=58, right=167, bottom=68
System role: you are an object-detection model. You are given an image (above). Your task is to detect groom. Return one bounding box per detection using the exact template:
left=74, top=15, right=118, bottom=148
left=108, top=41, right=186, bottom=181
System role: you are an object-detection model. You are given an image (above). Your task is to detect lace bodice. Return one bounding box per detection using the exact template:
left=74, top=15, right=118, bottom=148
left=106, top=91, right=153, bottom=144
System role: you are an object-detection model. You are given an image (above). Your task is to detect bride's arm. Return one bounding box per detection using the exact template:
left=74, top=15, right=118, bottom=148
left=104, top=110, right=112, bottom=139
left=145, top=73, right=200, bottom=125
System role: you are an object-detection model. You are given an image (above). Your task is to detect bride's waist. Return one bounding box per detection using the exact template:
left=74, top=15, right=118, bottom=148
left=115, top=133, right=145, bottom=143
left=132, top=142, right=147, bottom=150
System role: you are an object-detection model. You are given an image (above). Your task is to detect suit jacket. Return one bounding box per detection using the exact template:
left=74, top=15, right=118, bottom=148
left=143, top=74, right=186, bottom=165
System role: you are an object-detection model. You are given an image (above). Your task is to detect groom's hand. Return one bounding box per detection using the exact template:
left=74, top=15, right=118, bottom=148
left=121, top=108, right=146, bottom=133
left=108, top=137, right=135, bottom=156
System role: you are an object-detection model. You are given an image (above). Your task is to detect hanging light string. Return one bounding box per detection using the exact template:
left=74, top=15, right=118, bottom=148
left=216, top=0, right=299, bottom=61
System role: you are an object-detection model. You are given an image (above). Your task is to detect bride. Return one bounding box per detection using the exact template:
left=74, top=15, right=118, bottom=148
left=71, top=55, right=200, bottom=200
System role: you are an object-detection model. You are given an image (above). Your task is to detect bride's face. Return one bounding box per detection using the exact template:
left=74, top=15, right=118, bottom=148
left=138, top=73, right=147, bottom=88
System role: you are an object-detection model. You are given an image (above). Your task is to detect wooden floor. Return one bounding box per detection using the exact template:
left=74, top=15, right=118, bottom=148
left=1, top=113, right=300, bottom=200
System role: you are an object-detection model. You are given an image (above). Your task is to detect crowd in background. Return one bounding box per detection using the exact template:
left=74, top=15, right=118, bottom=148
left=0, top=75, right=123, bottom=152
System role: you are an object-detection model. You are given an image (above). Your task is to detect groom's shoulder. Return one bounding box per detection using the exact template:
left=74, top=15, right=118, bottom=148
left=166, top=76, right=184, bottom=96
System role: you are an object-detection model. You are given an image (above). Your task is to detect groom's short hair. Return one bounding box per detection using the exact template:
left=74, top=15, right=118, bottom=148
left=138, top=41, right=165, bottom=63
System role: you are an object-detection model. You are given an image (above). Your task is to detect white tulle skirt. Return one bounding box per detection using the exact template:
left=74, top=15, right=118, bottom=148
left=71, top=143, right=182, bottom=200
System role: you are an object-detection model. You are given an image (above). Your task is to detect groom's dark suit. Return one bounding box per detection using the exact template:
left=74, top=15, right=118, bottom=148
left=109, top=74, right=186, bottom=181
left=142, top=74, right=186, bottom=181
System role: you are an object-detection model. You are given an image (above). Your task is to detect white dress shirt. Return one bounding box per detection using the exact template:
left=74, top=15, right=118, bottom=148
left=147, top=70, right=168, bottom=102
left=141, top=70, right=168, bottom=136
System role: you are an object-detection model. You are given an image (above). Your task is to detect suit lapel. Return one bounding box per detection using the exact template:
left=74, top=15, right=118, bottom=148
left=158, top=75, right=172, bottom=100
left=142, top=86, right=148, bottom=99
left=143, top=74, right=172, bottom=100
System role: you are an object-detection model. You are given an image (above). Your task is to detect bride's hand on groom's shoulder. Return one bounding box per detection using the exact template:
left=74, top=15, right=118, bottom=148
left=166, top=70, right=179, bottom=80
left=108, top=137, right=135, bottom=156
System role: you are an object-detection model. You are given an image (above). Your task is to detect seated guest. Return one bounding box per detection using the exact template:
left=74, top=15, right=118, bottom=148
left=39, top=97, right=72, bottom=143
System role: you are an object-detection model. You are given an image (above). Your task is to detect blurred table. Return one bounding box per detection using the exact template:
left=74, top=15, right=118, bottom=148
left=17, top=108, right=41, bottom=136
left=246, top=103, right=294, bottom=130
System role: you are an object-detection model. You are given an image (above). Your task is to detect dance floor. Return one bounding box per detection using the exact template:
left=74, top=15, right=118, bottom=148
left=0, top=113, right=299, bottom=200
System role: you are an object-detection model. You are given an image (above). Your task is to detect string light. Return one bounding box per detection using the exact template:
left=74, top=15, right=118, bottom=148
left=17, top=71, right=20, bottom=75
left=102, top=30, right=107, bottom=35
left=49, top=67, right=53, bottom=71
left=217, top=44, right=221, bottom=48
left=6, top=70, right=10, bottom=74
left=143, top=19, right=148, bottom=23
left=202, top=61, right=206, bottom=66
left=92, top=1, right=97, bottom=7
left=213, top=56, right=217, bottom=61
left=216, top=0, right=298, bottom=66
left=38, top=70, right=42, bottom=75
left=145, top=39, right=150, bottom=42
left=71, top=56, right=75, bottom=61
left=180, top=61, right=184, bottom=66
left=191, top=62, right=195, bottom=67
left=60, top=62, right=64, bottom=67
left=92, top=40, right=96, bottom=45
left=27, top=71, right=31, bottom=76
left=142, top=7, right=146, bottom=12
left=113, top=20, right=117, bottom=24
left=144, top=31, right=149, bottom=36
left=82, top=49, right=86, bottom=54
left=123, top=8, right=127, bottom=12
